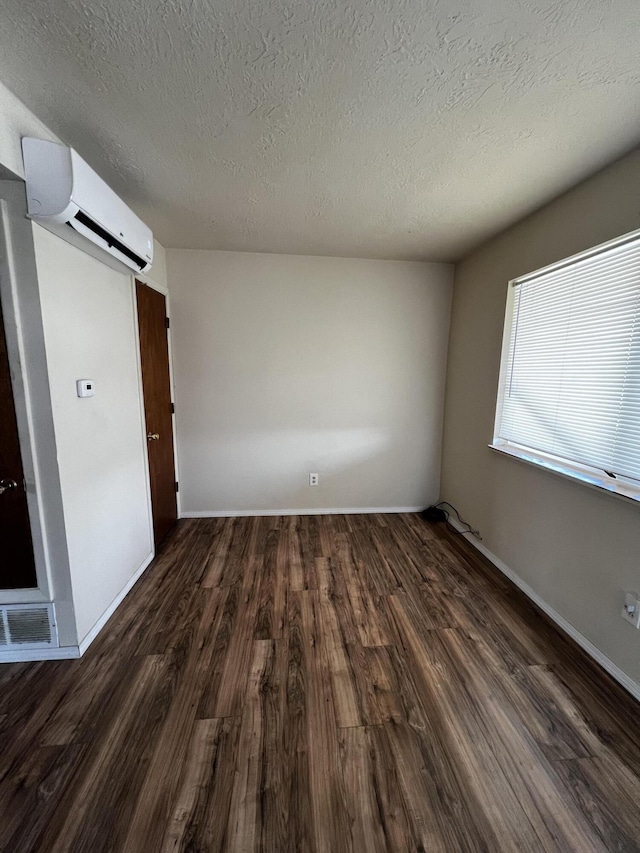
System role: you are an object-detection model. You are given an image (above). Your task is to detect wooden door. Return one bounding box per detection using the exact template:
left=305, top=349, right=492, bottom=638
left=136, top=281, right=177, bottom=546
left=0, top=295, right=37, bottom=588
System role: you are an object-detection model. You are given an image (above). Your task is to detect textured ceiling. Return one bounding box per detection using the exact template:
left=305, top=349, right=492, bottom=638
left=0, top=0, right=639, bottom=261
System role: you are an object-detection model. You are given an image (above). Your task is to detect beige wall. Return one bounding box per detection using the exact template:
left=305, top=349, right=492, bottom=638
left=167, top=250, right=453, bottom=514
left=441, top=148, right=640, bottom=690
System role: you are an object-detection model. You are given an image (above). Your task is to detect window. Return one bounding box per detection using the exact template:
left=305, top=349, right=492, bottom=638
left=492, top=228, right=640, bottom=503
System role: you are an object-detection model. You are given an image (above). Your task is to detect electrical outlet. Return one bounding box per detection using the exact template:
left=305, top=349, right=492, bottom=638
left=309, top=473, right=319, bottom=486
left=622, top=592, right=640, bottom=628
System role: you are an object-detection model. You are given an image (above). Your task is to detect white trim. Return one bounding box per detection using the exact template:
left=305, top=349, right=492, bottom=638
left=181, top=506, right=425, bottom=519
left=163, top=291, right=180, bottom=517
left=0, top=587, right=50, bottom=605
left=77, top=551, right=154, bottom=655
left=131, top=280, right=156, bottom=555
left=0, top=192, right=53, bottom=599
left=135, top=270, right=169, bottom=296
left=489, top=444, right=640, bottom=507
left=447, top=517, right=640, bottom=703
left=0, top=645, right=80, bottom=663
left=0, top=550, right=155, bottom=662
left=0, top=187, right=78, bottom=645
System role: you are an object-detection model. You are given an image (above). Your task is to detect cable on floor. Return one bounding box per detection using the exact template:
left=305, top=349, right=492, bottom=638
left=421, top=501, right=482, bottom=540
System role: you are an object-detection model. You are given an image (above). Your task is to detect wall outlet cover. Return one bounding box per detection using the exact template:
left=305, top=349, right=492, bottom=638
left=622, top=592, right=640, bottom=629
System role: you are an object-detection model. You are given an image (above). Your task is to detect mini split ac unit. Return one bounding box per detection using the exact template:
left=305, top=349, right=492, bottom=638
left=21, top=137, right=153, bottom=273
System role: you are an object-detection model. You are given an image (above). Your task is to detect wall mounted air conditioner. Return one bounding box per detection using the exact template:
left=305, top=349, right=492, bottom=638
left=22, top=137, right=153, bottom=273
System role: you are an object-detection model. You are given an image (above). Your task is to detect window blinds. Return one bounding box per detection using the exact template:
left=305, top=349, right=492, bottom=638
left=497, top=234, right=640, bottom=483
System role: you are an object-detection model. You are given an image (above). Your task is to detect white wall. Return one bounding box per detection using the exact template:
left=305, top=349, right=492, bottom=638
left=441, top=148, right=640, bottom=691
left=0, top=80, right=162, bottom=649
left=167, top=250, right=453, bottom=514
left=32, top=227, right=154, bottom=643
left=0, top=80, right=59, bottom=179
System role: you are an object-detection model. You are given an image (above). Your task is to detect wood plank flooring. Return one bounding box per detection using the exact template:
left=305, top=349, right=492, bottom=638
left=1, top=513, right=640, bottom=852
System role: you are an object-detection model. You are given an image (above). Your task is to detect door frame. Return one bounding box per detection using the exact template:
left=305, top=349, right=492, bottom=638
left=0, top=180, right=74, bottom=619
left=132, top=270, right=181, bottom=530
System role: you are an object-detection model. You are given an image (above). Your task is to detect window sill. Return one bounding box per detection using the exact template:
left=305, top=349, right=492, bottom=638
left=489, top=443, right=640, bottom=508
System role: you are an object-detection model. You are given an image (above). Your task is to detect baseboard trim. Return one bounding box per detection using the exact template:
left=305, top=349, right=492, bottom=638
left=0, top=645, right=80, bottom=663
left=181, top=506, right=425, bottom=519
left=447, top=517, right=640, bottom=703
left=77, top=551, right=155, bottom=656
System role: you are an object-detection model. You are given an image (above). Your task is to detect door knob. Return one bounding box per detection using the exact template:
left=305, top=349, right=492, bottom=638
left=0, top=479, right=17, bottom=495
left=147, top=432, right=160, bottom=441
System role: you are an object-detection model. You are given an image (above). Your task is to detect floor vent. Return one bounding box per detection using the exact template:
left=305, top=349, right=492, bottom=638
left=0, top=604, right=57, bottom=649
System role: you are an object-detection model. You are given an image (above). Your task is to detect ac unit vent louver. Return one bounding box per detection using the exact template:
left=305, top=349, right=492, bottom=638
left=69, top=211, right=148, bottom=271
left=0, top=604, right=57, bottom=649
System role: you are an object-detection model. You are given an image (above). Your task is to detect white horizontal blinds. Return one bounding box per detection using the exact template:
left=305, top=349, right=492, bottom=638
left=498, top=236, right=640, bottom=481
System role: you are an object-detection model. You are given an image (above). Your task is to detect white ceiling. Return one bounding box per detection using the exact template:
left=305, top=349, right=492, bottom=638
left=0, top=0, right=639, bottom=261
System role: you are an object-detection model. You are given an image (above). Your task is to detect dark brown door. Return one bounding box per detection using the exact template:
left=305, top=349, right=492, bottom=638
left=0, top=295, right=37, bottom=588
left=136, top=281, right=177, bottom=546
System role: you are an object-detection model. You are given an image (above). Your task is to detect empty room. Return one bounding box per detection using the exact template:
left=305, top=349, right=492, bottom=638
left=1, top=0, right=639, bottom=850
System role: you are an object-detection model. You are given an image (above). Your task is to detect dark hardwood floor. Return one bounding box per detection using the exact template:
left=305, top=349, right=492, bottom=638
left=1, top=513, right=640, bottom=852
